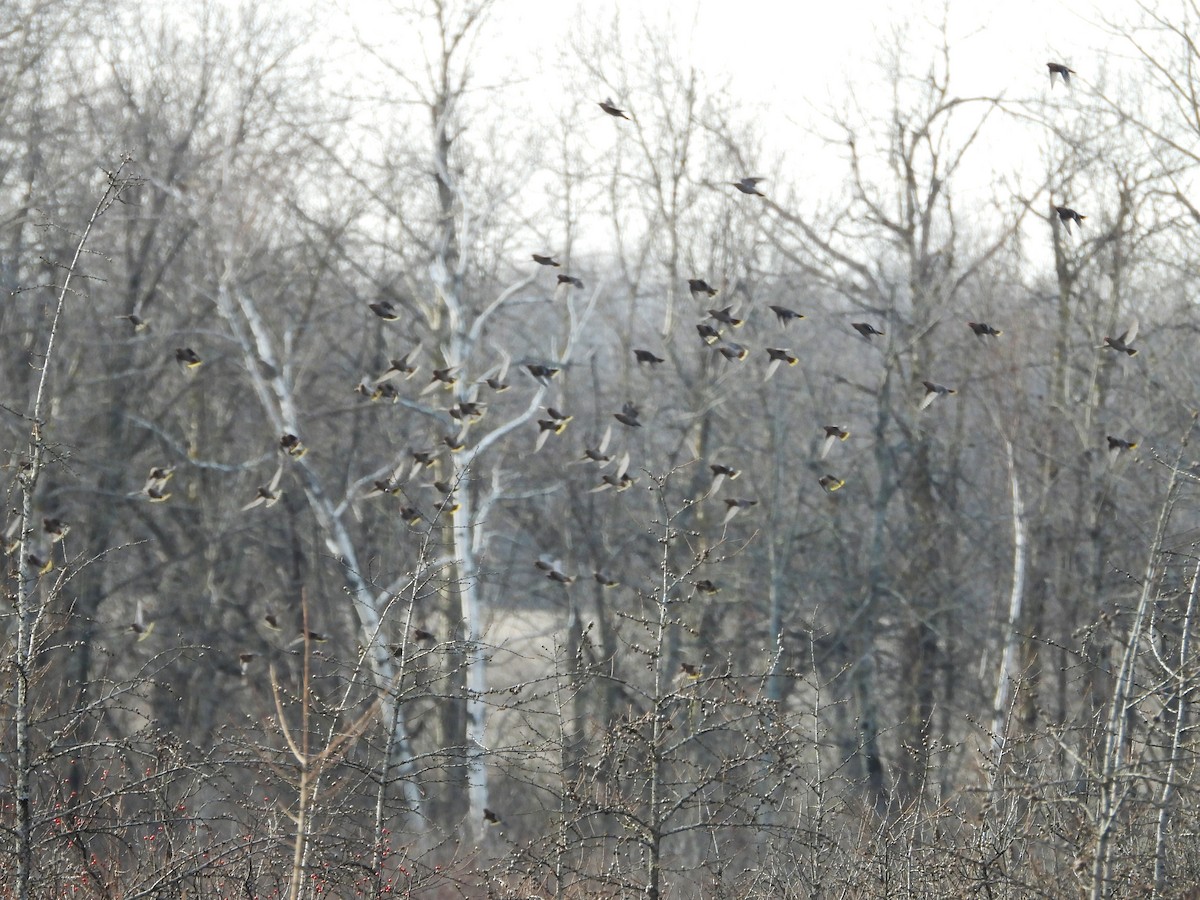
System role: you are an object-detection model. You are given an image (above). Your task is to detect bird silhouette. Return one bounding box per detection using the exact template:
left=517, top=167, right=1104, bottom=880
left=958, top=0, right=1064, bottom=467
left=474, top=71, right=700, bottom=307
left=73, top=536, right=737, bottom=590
left=1047, top=62, right=1076, bottom=87
left=581, top=425, right=614, bottom=465
left=634, top=349, right=665, bottom=366
left=614, top=402, right=642, bottom=428
left=731, top=177, right=765, bottom=196
left=1102, top=319, right=1139, bottom=356
left=557, top=274, right=584, bottom=289
left=820, top=426, right=850, bottom=460
left=818, top=475, right=845, bottom=493
left=532, top=254, right=560, bottom=267
left=375, top=353, right=420, bottom=383
left=769, top=305, right=805, bottom=326
left=280, top=433, right=307, bottom=459
left=708, top=307, right=744, bottom=328
left=919, top=381, right=957, bottom=410
left=369, top=300, right=400, bottom=321
left=697, top=323, right=723, bottom=345
left=1055, top=205, right=1085, bottom=234
left=764, top=348, right=798, bottom=381
left=175, top=347, right=202, bottom=370
left=525, top=363, right=560, bottom=383
left=243, top=466, right=284, bottom=510
left=709, top=463, right=740, bottom=495
left=717, top=341, right=748, bottom=362
left=722, top=498, right=757, bottom=524
left=118, top=314, right=149, bottom=333
left=968, top=322, right=1002, bottom=339
left=852, top=322, right=884, bottom=340
left=1107, top=435, right=1139, bottom=460
left=689, top=278, right=718, bottom=298
left=599, top=98, right=630, bottom=119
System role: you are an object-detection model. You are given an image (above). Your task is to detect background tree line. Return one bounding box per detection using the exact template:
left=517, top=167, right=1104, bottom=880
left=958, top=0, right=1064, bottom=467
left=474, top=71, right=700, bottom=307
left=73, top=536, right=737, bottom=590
left=4, top=0, right=1200, bottom=897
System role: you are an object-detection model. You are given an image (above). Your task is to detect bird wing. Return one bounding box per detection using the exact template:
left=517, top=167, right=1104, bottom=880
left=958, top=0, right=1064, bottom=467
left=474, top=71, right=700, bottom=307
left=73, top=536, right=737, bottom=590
left=820, top=433, right=836, bottom=460
left=614, top=451, right=630, bottom=480
left=598, top=423, right=612, bottom=454
left=1121, top=317, right=1139, bottom=344
left=763, top=358, right=782, bottom=382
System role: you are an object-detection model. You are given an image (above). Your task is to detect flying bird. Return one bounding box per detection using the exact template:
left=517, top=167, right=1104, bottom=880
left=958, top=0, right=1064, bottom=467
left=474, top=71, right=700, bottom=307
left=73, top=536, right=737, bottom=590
left=818, top=475, right=846, bottom=493
left=525, top=363, right=560, bottom=383
left=42, top=517, right=69, bottom=543
left=118, top=314, right=149, bottom=333
left=1055, top=205, right=1086, bottom=234
left=279, top=433, right=307, bottom=459
left=708, top=306, right=744, bottom=328
left=368, top=300, right=400, bottom=321
left=634, top=349, right=665, bottom=366
left=129, top=599, right=154, bottom=641
left=709, top=463, right=740, bottom=495
left=243, top=465, right=284, bottom=510
left=722, top=498, right=758, bottom=525
left=968, top=321, right=1002, bottom=339
left=717, top=341, right=748, bottom=362
left=532, top=254, right=560, bottom=267
left=820, top=426, right=850, bottom=460
left=481, top=355, right=511, bottom=392
left=614, top=401, right=642, bottom=428
left=688, top=278, right=718, bottom=298
left=769, top=305, right=805, bottom=326
left=581, top=425, right=614, bottom=465
left=421, top=366, right=459, bottom=394
left=697, top=323, right=723, bottom=345
left=535, top=408, right=573, bottom=450
left=694, top=579, right=719, bottom=595
left=763, top=347, right=798, bottom=381
left=594, top=571, right=620, bottom=588
left=175, top=347, right=202, bottom=370
left=142, top=466, right=175, bottom=502
left=680, top=662, right=702, bottom=679
left=375, top=353, right=420, bottom=383
left=599, top=98, right=630, bottom=119
left=1047, top=62, right=1076, bottom=86
left=557, top=274, right=584, bottom=289
left=1102, top=319, right=1139, bottom=356
left=918, top=381, right=957, bottom=410
left=591, top=452, right=635, bottom=492
left=1107, top=435, right=1139, bottom=460
left=731, top=177, right=765, bottom=196
left=852, top=322, right=884, bottom=340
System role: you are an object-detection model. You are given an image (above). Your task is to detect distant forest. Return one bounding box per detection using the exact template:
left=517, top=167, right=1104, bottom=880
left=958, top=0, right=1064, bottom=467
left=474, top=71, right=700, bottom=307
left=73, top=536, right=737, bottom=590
left=4, top=1, right=1200, bottom=898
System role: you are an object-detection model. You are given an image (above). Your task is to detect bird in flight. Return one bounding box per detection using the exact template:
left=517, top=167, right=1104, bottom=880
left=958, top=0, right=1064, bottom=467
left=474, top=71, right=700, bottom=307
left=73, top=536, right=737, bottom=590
left=1055, top=205, right=1086, bottom=234
left=535, top=408, right=573, bottom=451
left=1102, top=319, right=1139, bottom=356
left=175, top=347, right=202, bottom=370
left=1107, top=435, right=1138, bottom=460
left=142, top=466, right=175, bottom=502
left=709, top=463, right=740, bottom=495
left=852, top=322, right=884, bottom=340
left=968, top=322, right=1002, bottom=339
left=118, top=314, right=149, bottom=333
left=763, top=348, right=798, bottom=382
left=731, top=177, right=765, bottom=196
left=614, top=401, right=642, bottom=428
left=634, top=349, right=665, bottom=366
left=818, top=475, right=846, bottom=493
left=525, top=363, right=560, bottom=383
left=1047, top=62, right=1076, bottom=87
left=722, top=498, right=758, bottom=524
left=689, top=279, right=718, bottom=298
left=919, top=381, right=957, bottom=410
left=708, top=306, right=744, bottom=328
left=717, top=341, right=748, bottom=362
left=599, top=98, right=630, bottom=119
left=697, top=323, right=723, bottom=345
left=532, top=254, right=560, bottom=267
left=769, top=305, right=805, bottom=326
left=557, top=274, right=584, bottom=289
left=369, top=300, right=400, bottom=321
left=375, top=353, right=420, bottom=384
left=243, top=465, right=284, bottom=510
left=280, top=433, right=307, bottom=459
left=581, top=424, right=614, bottom=466
left=820, top=426, right=850, bottom=460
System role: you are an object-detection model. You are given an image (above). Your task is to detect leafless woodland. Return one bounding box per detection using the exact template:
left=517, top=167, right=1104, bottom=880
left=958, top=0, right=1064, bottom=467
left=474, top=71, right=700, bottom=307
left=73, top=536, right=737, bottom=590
left=5, top=1, right=1200, bottom=897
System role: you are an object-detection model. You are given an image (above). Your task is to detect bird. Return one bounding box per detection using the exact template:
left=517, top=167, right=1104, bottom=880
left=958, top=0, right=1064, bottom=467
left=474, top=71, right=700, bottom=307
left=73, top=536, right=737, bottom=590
left=763, top=348, right=798, bottom=382
left=483, top=808, right=502, bottom=826
left=142, top=466, right=175, bottom=502
left=717, top=341, right=748, bottom=362
left=129, top=599, right=154, bottom=641
left=708, top=306, right=744, bottom=327
left=481, top=356, right=511, bottom=392
left=26, top=552, right=53, bottom=576
left=117, top=313, right=149, bottom=333
left=413, top=628, right=436, bottom=643
left=614, top=402, right=641, bottom=428
left=1055, top=205, right=1086, bottom=234
left=919, top=381, right=957, bottom=410
left=42, top=517, right=69, bottom=543
left=1047, top=62, right=1076, bottom=87
left=399, top=506, right=423, bottom=527
left=818, top=475, right=846, bottom=493
left=362, top=476, right=402, bottom=499
left=1102, top=319, right=1139, bottom=356
left=421, top=367, right=459, bottom=394
left=696, top=323, right=723, bottom=345
left=968, top=321, right=1002, bottom=339
left=581, top=425, right=614, bottom=466
left=680, top=662, right=702, bottom=679
left=722, top=498, right=758, bottom=525
left=557, top=274, right=584, bottom=289
left=852, top=322, right=884, bottom=340
left=709, top=463, right=740, bottom=495
left=263, top=608, right=283, bottom=631
left=768, top=305, right=805, bottom=326
left=279, top=433, right=307, bottom=459
left=535, top=557, right=574, bottom=584
left=535, top=409, right=573, bottom=451
left=238, top=653, right=256, bottom=676
left=532, top=254, right=560, bottom=267
left=731, top=177, right=765, bottom=196
left=599, top=97, right=629, bottom=119
left=175, top=347, right=202, bottom=370
left=594, top=571, right=619, bottom=588
left=694, top=579, right=719, bottom=595
left=820, top=426, right=850, bottom=460
left=634, top=349, right=665, bottom=366
left=1107, top=436, right=1139, bottom=460
left=449, top=400, right=486, bottom=423
left=374, top=353, right=420, bottom=383
left=688, top=278, right=718, bottom=298
left=410, top=449, right=439, bottom=472
left=243, top=466, right=284, bottom=510
left=443, top=433, right=467, bottom=452
left=591, top=452, right=634, bottom=493
left=368, top=300, right=400, bottom=321
left=525, top=363, right=560, bottom=383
